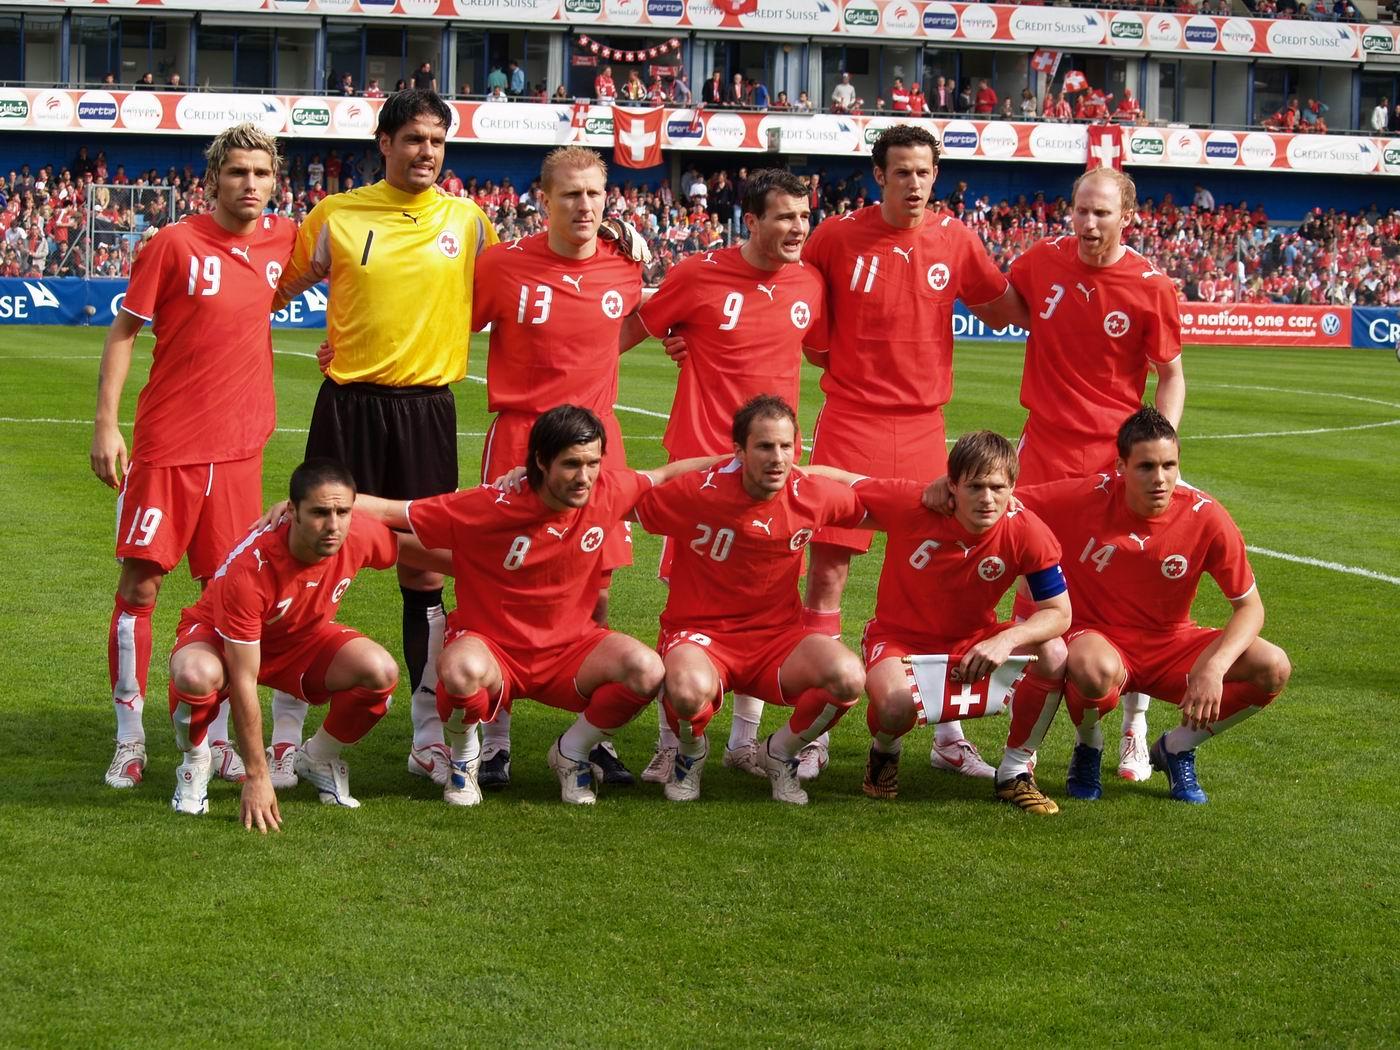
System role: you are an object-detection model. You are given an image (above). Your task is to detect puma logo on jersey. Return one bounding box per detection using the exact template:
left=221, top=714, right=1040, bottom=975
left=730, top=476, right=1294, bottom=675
left=751, top=518, right=773, bottom=535
left=507, top=238, right=525, bottom=251
left=229, top=246, right=250, bottom=262
left=955, top=541, right=974, bottom=558
left=1128, top=532, right=1150, bottom=551
left=252, top=549, right=265, bottom=570
left=699, top=473, right=718, bottom=491
left=1094, top=474, right=1112, bottom=493
left=1192, top=496, right=1212, bottom=512
left=702, top=252, right=718, bottom=264
left=1075, top=282, right=1094, bottom=301
left=402, top=211, right=418, bottom=225
left=494, top=491, right=511, bottom=505
left=755, top=283, right=775, bottom=300
left=546, top=526, right=570, bottom=540
left=892, top=246, right=914, bottom=264
left=561, top=274, right=583, bottom=292
left=305, top=580, right=319, bottom=587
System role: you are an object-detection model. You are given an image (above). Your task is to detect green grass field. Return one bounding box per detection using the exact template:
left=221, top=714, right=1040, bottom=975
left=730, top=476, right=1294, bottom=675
left=2, top=326, right=1398, bottom=1047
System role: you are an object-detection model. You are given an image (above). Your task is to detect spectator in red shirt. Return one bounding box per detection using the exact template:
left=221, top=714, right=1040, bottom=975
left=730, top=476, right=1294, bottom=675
left=974, top=78, right=998, bottom=114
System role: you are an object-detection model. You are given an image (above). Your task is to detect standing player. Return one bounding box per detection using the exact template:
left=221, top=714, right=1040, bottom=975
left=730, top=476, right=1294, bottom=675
left=351, top=406, right=721, bottom=806
left=800, top=124, right=1022, bottom=779
left=1011, top=409, right=1290, bottom=803
left=1007, top=166, right=1186, bottom=782
left=618, top=169, right=828, bottom=783
left=846, top=431, right=1070, bottom=812
left=275, top=90, right=497, bottom=787
left=468, top=145, right=649, bottom=789
left=634, top=396, right=868, bottom=805
left=167, top=460, right=404, bottom=827
left=90, top=123, right=294, bottom=790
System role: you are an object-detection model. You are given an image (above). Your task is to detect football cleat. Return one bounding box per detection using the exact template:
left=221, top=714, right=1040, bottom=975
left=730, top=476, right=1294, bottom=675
left=105, top=739, right=147, bottom=789
left=209, top=739, right=247, bottom=783
left=477, top=748, right=512, bottom=791
left=547, top=739, right=597, bottom=805
left=266, top=743, right=299, bottom=790
left=796, top=738, right=830, bottom=782
left=589, top=741, right=636, bottom=787
left=407, top=742, right=452, bottom=786
left=641, top=746, right=677, bottom=785
left=1149, top=734, right=1209, bottom=805
left=1065, top=743, right=1104, bottom=801
left=759, top=738, right=808, bottom=805
left=294, top=749, right=360, bottom=809
left=444, top=757, right=482, bottom=807
left=995, top=772, right=1060, bottom=815
left=170, top=750, right=210, bottom=815
left=930, top=737, right=996, bottom=779
left=1118, top=727, right=1153, bottom=782
left=664, top=747, right=708, bottom=802
left=862, top=747, right=900, bottom=799
left=722, top=740, right=765, bottom=778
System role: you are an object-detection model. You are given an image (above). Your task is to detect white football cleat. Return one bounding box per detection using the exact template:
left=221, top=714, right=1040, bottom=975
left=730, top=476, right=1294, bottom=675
left=105, top=739, right=147, bottom=789
left=664, top=745, right=708, bottom=802
left=721, top=740, right=765, bottom=778
left=759, top=738, right=808, bottom=805
left=170, top=750, right=210, bottom=815
left=1117, top=727, right=1153, bottom=782
left=930, top=737, right=996, bottom=779
left=209, top=739, right=246, bottom=783
left=407, top=742, right=452, bottom=785
left=443, top=757, right=482, bottom=807
left=293, top=749, right=360, bottom=809
left=796, top=739, right=830, bottom=782
left=266, top=743, right=299, bottom=790
left=547, top=739, right=597, bottom=805
left=641, top=746, right=677, bottom=785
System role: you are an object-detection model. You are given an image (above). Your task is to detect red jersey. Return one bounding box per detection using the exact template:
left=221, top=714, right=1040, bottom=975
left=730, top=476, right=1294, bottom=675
left=1018, top=474, right=1255, bottom=634
left=638, top=245, right=825, bottom=459
left=635, top=462, right=865, bottom=634
left=122, top=212, right=296, bottom=467
left=406, top=469, right=652, bottom=652
left=189, top=514, right=398, bottom=656
left=472, top=234, right=642, bottom=417
left=802, top=206, right=1007, bottom=414
left=857, top=478, right=1063, bottom=641
left=1010, top=236, right=1181, bottom=442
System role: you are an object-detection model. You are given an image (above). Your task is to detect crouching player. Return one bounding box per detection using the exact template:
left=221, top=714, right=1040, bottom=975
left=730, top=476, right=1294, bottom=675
left=633, top=396, right=867, bottom=805
left=167, top=460, right=403, bottom=829
left=354, top=406, right=719, bottom=807
left=841, top=432, right=1070, bottom=812
left=1012, top=408, right=1291, bottom=803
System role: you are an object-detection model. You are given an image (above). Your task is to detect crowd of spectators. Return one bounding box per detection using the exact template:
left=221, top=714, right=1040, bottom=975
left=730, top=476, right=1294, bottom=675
left=6, top=145, right=1399, bottom=306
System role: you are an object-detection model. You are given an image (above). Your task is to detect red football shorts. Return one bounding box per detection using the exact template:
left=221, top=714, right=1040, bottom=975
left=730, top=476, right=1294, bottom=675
left=171, top=612, right=364, bottom=703
left=808, top=402, right=946, bottom=553
left=659, top=622, right=817, bottom=707
left=116, top=453, right=263, bottom=580
left=1016, top=419, right=1117, bottom=487
left=481, top=409, right=632, bottom=572
left=1067, top=624, right=1222, bottom=704
left=860, top=619, right=1010, bottom=670
left=443, top=625, right=613, bottom=721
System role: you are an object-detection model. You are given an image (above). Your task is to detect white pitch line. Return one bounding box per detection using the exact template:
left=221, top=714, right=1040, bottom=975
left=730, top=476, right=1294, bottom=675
left=1188, top=419, right=1400, bottom=440
left=1246, top=546, right=1400, bottom=587
left=1183, top=382, right=1400, bottom=441
left=460, top=373, right=670, bottom=420
left=0, top=416, right=663, bottom=440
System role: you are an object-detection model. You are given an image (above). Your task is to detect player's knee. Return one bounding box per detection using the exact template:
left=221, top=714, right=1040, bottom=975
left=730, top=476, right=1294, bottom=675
left=170, top=656, right=220, bottom=697
left=1255, top=644, right=1292, bottom=696
left=823, top=654, right=866, bottom=702
left=1068, top=648, right=1120, bottom=698
left=1031, top=636, right=1069, bottom=680
left=664, top=670, right=713, bottom=719
left=870, top=685, right=915, bottom=731
left=618, top=646, right=665, bottom=697
left=117, top=560, right=164, bottom=606
left=359, top=648, right=400, bottom=693
left=439, top=652, right=489, bottom=697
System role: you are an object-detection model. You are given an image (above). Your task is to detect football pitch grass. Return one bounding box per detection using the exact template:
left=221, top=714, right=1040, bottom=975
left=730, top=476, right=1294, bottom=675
left=2, top=326, right=1398, bottom=1047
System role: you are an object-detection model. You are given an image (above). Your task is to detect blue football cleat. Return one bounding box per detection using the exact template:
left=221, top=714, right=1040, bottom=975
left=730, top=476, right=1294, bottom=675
left=1065, top=743, right=1103, bottom=800
left=1149, top=735, right=1209, bottom=804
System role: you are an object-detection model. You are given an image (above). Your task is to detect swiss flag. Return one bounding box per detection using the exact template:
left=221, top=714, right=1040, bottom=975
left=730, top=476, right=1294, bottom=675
left=1030, top=48, right=1062, bottom=77
left=571, top=98, right=589, bottom=129
left=1062, top=69, right=1089, bottom=92
left=688, top=101, right=705, bottom=133
left=613, top=106, right=665, bottom=168
left=714, top=0, right=759, bottom=12
left=905, top=655, right=1032, bottom=725
left=1086, top=123, right=1126, bottom=172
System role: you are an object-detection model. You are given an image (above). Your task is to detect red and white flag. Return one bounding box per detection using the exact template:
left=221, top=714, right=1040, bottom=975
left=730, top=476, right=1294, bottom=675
left=571, top=98, right=589, bottom=129
left=1062, top=69, right=1089, bottom=92
left=688, top=101, right=705, bottom=133
left=1086, top=123, right=1126, bottom=172
left=714, top=0, right=759, bottom=12
left=613, top=106, right=665, bottom=168
left=1030, top=48, right=1062, bottom=77
left=905, top=655, right=1032, bottom=726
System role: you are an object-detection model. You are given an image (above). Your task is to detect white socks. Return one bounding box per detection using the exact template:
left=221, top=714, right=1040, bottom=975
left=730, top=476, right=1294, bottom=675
left=271, top=691, right=307, bottom=748
left=558, top=715, right=604, bottom=763
left=727, top=694, right=762, bottom=750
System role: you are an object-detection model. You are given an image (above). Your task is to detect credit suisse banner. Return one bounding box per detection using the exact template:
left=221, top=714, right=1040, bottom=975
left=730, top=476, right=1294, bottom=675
left=4, top=89, right=1400, bottom=176
left=4, top=0, right=1394, bottom=60
left=0, top=277, right=328, bottom=329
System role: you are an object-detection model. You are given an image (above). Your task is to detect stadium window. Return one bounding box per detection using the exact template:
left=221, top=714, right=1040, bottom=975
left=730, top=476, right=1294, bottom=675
left=0, top=17, right=17, bottom=84
left=921, top=48, right=959, bottom=110
left=326, top=23, right=363, bottom=93
left=882, top=45, right=919, bottom=108
left=1157, top=61, right=1178, bottom=123
left=276, top=26, right=316, bottom=92
left=75, top=15, right=118, bottom=86
left=1253, top=63, right=1291, bottom=124
left=406, top=27, right=441, bottom=86
left=365, top=27, right=407, bottom=91
left=21, top=15, right=60, bottom=85
left=1180, top=57, right=1213, bottom=125
left=524, top=31, right=550, bottom=98
left=196, top=25, right=236, bottom=89
left=823, top=44, right=875, bottom=110
left=1215, top=62, right=1249, bottom=127
left=1361, top=72, right=1399, bottom=127
left=454, top=28, right=486, bottom=97
left=234, top=26, right=274, bottom=89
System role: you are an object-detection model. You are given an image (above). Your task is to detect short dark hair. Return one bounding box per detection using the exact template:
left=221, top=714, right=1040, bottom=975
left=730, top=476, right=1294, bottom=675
left=528, top=405, right=607, bottom=489
left=742, top=169, right=809, bottom=219
left=947, top=430, right=1019, bottom=485
left=1116, top=406, right=1179, bottom=459
left=375, top=89, right=451, bottom=141
left=732, top=394, right=797, bottom=448
left=289, top=458, right=357, bottom=505
left=871, top=124, right=941, bottom=170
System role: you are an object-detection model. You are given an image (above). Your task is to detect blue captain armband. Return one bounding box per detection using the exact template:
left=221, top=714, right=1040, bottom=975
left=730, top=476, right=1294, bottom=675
left=1026, top=565, right=1067, bottom=601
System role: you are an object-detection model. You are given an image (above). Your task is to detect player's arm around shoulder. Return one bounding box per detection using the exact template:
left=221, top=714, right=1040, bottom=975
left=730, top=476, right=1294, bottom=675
left=275, top=197, right=336, bottom=307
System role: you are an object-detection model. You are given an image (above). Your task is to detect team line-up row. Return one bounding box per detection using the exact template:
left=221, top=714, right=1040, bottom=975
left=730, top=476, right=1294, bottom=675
left=88, top=90, right=1288, bottom=833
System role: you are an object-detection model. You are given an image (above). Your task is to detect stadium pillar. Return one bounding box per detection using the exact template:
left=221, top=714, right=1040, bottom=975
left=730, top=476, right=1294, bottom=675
left=314, top=20, right=327, bottom=96
left=59, top=12, right=70, bottom=87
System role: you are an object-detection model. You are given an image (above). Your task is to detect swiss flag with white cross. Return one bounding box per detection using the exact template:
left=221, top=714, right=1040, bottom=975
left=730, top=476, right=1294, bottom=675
left=614, top=106, right=665, bottom=169
left=1086, top=123, right=1125, bottom=173
left=906, top=655, right=1033, bottom=725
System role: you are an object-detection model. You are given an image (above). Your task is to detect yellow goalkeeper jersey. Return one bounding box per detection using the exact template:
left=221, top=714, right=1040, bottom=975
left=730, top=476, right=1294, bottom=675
left=279, top=181, right=498, bottom=387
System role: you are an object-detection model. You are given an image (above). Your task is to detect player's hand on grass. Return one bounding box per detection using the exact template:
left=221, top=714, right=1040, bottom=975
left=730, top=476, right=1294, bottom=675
left=253, top=500, right=293, bottom=531
left=920, top=476, right=954, bottom=515
left=956, top=633, right=1016, bottom=682
left=489, top=465, right=528, bottom=493
left=598, top=218, right=653, bottom=265
left=662, top=332, right=688, bottom=365
left=316, top=340, right=334, bottom=375
left=90, top=422, right=128, bottom=488
left=241, top=774, right=282, bottom=834
left=1180, top=672, right=1224, bottom=730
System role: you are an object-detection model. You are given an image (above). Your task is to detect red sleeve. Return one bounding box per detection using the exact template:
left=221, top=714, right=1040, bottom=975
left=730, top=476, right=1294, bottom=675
left=637, top=258, right=692, bottom=338
left=1203, top=504, right=1256, bottom=601
left=121, top=226, right=174, bottom=322
left=214, top=565, right=268, bottom=645
left=634, top=472, right=699, bottom=538
left=353, top=514, right=400, bottom=571
left=801, top=278, right=829, bottom=352
left=1007, top=242, right=1039, bottom=302
left=851, top=477, right=923, bottom=530
left=800, top=220, right=832, bottom=281
left=1015, top=510, right=1063, bottom=573
left=1144, top=275, right=1182, bottom=364
left=956, top=221, right=1009, bottom=307
left=596, top=468, right=654, bottom=519
left=471, top=246, right=501, bottom=331
left=814, top=475, right=867, bottom=529
left=406, top=491, right=468, bottom=552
